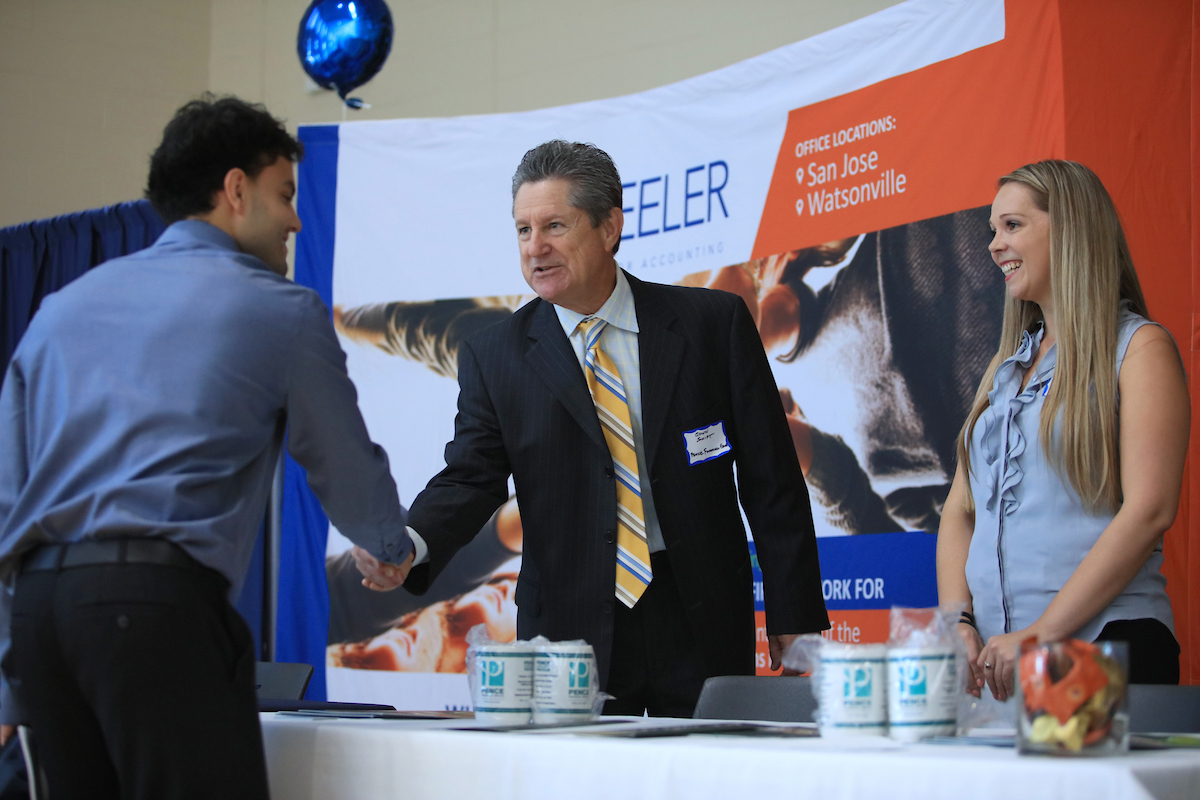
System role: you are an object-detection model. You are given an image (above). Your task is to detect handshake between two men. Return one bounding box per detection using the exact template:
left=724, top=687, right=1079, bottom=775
left=353, top=545, right=414, bottom=591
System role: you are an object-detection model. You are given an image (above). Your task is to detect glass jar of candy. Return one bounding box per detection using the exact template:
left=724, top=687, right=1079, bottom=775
left=1016, top=638, right=1129, bottom=756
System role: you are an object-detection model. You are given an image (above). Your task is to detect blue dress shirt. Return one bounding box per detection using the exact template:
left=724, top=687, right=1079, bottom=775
left=0, top=220, right=412, bottom=721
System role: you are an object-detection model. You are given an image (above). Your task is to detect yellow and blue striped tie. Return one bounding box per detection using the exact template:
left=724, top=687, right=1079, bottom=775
left=578, top=318, right=652, bottom=607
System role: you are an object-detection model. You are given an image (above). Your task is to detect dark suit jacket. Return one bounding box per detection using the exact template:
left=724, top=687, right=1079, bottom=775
left=407, top=271, right=828, bottom=687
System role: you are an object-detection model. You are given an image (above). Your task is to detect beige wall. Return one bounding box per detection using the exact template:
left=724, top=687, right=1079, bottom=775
left=1, top=0, right=902, bottom=228
left=0, top=0, right=211, bottom=227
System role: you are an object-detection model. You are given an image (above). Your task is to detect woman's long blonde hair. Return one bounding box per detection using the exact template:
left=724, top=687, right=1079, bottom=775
left=957, top=160, right=1148, bottom=514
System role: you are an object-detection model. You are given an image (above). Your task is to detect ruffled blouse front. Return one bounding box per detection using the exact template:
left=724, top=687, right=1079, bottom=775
left=975, top=327, right=1055, bottom=520
left=963, top=311, right=1173, bottom=643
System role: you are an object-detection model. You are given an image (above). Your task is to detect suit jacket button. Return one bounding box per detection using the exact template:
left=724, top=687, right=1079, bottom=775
left=604, top=529, right=615, bottom=544
left=601, top=601, right=613, bottom=615
left=605, top=466, right=614, bottom=479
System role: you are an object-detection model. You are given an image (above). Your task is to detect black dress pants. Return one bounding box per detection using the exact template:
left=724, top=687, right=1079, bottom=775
left=8, top=559, right=268, bottom=800
left=602, top=552, right=710, bottom=718
left=1095, top=617, right=1180, bottom=685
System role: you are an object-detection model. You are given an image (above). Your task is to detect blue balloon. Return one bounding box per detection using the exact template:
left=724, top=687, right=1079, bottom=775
left=297, top=0, right=393, bottom=106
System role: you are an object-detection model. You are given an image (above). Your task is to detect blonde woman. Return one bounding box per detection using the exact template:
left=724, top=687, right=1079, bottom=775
left=936, top=160, right=1189, bottom=701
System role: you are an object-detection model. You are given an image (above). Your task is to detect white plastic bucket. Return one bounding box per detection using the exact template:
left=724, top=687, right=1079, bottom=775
left=532, top=643, right=597, bottom=725
left=886, top=645, right=958, bottom=741
left=470, top=644, right=535, bottom=725
left=816, top=643, right=888, bottom=737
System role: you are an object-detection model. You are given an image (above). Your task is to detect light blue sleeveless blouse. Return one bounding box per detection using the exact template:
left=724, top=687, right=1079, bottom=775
left=964, top=308, right=1175, bottom=642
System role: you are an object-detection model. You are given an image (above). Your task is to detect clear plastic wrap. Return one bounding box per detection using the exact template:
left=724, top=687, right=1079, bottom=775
left=886, top=606, right=966, bottom=741
left=465, top=624, right=535, bottom=725
left=529, top=636, right=611, bottom=724
left=466, top=629, right=612, bottom=725
left=783, top=634, right=887, bottom=737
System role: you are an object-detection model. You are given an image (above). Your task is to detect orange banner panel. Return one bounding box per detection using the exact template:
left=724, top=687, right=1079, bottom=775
left=753, top=0, right=1065, bottom=258
left=1057, top=0, right=1194, bottom=683
left=755, top=610, right=890, bottom=676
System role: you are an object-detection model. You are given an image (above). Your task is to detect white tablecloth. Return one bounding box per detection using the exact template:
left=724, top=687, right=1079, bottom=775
left=260, top=714, right=1200, bottom=800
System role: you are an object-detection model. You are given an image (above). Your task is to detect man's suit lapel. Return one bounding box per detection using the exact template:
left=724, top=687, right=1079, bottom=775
left=524, top=299, right=607, bottom=450
left=628, top=273, right=685, bottom=473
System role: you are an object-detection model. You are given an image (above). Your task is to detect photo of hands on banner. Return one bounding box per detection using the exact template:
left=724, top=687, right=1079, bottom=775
left=325, top=205, right=1003, bottom=673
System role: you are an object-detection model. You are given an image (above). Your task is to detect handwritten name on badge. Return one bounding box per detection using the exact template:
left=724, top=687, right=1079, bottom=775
left=682, top=421, right=732, bottom=466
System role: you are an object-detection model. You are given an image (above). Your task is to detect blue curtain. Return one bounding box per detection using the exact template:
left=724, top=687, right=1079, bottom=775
left=1, top=200, right=166, bottom=367
left=278, top=124, right=341, bottom=700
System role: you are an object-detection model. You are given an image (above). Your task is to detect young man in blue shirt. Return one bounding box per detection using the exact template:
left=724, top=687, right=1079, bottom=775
left=0, top=96, right=413, bottom=800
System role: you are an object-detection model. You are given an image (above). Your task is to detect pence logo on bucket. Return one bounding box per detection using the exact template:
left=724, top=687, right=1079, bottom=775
left=843, top=666, right=874, bottom=701
left=568, top=660, right=591, bottom=695
left=479, top=658, right=507, bottom=697
left=898, top=664, right=928, bottom=699
left=482, top=659, right=505, bottom=687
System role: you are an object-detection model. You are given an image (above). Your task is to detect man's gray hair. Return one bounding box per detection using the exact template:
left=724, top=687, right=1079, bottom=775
left=512, top=140, right=624, bottom=254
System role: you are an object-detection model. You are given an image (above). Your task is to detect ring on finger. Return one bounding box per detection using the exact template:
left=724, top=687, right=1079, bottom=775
left=983, top=662, right=993, bottom=669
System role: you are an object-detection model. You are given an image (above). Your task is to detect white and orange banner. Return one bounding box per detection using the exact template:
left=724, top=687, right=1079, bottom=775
left=292, top=0, right=1070, bottom=708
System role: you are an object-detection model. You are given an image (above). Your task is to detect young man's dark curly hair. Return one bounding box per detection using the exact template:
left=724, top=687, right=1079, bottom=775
left=145, top=94, right=304, bottom=224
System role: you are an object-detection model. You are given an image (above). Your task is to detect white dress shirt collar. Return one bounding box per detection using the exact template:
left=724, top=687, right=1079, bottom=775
left=553, top=267, right=639, bottom=338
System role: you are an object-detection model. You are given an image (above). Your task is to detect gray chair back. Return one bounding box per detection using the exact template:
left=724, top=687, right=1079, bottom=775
left=693, top=675, right=816, bottom=722
left=255, top=661, right=314, bottom=701
left=1128, top=684, right=1200, bottom=733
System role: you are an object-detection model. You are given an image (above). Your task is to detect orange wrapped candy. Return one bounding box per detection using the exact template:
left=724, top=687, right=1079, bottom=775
left=1019, top=639, right=1109, bottom=724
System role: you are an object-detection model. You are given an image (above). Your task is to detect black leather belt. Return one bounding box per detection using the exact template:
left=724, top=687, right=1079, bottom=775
left=22, top=538, right=199, bottom=573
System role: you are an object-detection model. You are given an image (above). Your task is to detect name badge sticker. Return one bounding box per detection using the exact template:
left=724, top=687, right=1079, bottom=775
left=682, top=421, right=733, bottom=466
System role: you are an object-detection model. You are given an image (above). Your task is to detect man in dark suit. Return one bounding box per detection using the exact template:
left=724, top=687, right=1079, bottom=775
left=357, top=140, right=828, bottom=716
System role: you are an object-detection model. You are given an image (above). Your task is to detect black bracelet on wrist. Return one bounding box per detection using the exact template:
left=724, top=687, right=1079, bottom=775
left=959, top=611, right=979, bottom=633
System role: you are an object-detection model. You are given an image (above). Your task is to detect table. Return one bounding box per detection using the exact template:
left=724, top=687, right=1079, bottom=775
left=261, top=714, right=1200, bottom=800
